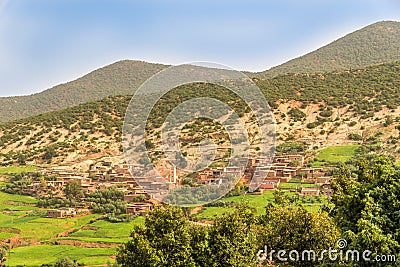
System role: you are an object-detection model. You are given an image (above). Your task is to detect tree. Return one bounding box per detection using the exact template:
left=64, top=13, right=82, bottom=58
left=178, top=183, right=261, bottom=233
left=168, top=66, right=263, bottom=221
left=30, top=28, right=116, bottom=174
left=330, top=156, right=400, bottom=265
left=117, top=205, right=196, bottom=267
left=257, top=205, right=340, bottom=266
left=273, top=190, right=290, bottom=205
left=18, top=154, right=26, bottom=165
left=43, top=146, right=57, bottom=162
left=87, top=188, right=126, bottom=215
left=0, top=245, right=8, bottom=266
left=288, top=159, right=300, bottom=167
left=208, top=202, right=259, bottom=267
left=64, top=181, right=83, bottom=201
left=288, top=108, right=306, bottom=122
left=348, top=133, right=363, bottom=141
left=54, top=257, right=77, bottom=267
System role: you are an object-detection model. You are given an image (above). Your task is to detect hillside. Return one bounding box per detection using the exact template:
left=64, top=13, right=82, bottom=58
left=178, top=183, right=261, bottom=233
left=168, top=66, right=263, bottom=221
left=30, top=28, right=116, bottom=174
left=256, top=21, right=400, bottom=77
left=0, top=60, right=168, bottom=122
left=1, top=62, right=399, bottom=169
left=1, top=21, right=399, bottom=123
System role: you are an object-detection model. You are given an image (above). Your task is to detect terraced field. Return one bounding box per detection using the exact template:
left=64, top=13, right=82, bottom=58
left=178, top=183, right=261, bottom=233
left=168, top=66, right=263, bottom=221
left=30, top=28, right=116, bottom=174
left=312, top=145, right=360, bottom=166
left=0, top=191, right=145, bottom=266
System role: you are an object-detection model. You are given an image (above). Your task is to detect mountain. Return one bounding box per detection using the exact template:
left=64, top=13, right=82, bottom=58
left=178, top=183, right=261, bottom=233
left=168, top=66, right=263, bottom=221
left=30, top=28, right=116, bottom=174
left=256, top=21, right=400, bottom=77
left=1, top=62, right=399, bottom=168
left=1, top=21, right=400, bottom=123
left=0, top=60, right=168, bottom=122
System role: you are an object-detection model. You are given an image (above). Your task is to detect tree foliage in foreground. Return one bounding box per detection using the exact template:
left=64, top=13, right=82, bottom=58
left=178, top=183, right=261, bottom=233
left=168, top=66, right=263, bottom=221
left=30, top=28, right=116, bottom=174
left=330, top=156, right=400, bottom=266
left=116, top=202, right=340, bottom=267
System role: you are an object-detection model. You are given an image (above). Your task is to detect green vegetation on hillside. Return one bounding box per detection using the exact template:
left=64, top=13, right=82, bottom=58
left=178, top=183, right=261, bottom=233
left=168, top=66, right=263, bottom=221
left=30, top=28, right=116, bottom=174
left=257, top=21, right=400, bottom=77
left=1, top=61, right=400, bottom=165
left=1, top=21, right=400, bottom=123
left=0, top=96, right=130, bottom=165
left=0, top=60, right=168, bottom=122
left=258, top=61, right=400, bottom=114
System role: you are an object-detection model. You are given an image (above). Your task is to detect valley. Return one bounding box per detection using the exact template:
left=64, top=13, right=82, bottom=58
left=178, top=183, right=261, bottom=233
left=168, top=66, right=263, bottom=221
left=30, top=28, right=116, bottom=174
left=0, top=20, right=399, bottom=266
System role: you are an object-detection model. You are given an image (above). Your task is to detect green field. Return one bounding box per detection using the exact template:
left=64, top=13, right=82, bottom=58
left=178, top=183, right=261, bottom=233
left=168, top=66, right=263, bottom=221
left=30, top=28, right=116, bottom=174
left=0, top=191, right=147, bottom=266
left=7, top=245, right=116, bottom=266
left=56, top=217, right=145, bottom=244
left=0, top=191, right=37, bottom=211
left=312, top=145, right=359, bottom=166
left=0, top=165, right=37, bottom=175
left=3, top=215, right=147, bottom=266
left=0, top=188, right=326, bottom=265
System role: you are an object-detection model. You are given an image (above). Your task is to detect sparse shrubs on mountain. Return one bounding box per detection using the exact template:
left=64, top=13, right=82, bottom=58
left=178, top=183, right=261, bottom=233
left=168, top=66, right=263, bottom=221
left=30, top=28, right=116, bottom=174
left=276, top=141, right=307, bottom=154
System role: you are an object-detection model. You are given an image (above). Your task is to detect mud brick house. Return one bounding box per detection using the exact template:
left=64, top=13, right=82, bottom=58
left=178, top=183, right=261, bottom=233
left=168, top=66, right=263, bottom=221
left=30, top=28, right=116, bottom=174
left=23, top=182, right=41, bottom=195
left=46, top=207, right=76, bottom=218
left=274, top=154, right=304, bottom=166
left=198, top=168, right=223, bottom=184
left=81, top=183, right=97, bottom=194
left=299, top=167, right=325, bottom=179
left=258, top=180, right=280, bottom=193
left=300, top=187, right=320, bottom=196
left=223, top=166, right=245, bottom=178
left=124, top=194, right=146, bottom=202
left=316, top=176, right=332, bottom=184
left=126, top=202, right=154, bottom=215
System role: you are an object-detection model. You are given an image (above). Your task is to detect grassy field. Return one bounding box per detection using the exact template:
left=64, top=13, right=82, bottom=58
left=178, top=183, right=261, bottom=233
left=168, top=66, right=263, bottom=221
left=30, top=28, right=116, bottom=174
left=0, top=191, right=37, bottom=211
left=7, top=245, right=117, bottom=266
left=0, top=187, right=326, bottom=265
left=0, top=165, right=37, bottom=175
left=56, top=216, right=145, bottom=244
left=4, top=216, right=146, bottom=266
left=312, top=145, right=359, bottom=166
left=0, top=191, right=147, bottom=266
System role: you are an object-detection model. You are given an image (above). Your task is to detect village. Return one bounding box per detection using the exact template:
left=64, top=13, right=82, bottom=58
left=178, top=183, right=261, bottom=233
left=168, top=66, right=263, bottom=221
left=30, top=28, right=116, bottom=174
left=18, top=153, right=334, bottom=219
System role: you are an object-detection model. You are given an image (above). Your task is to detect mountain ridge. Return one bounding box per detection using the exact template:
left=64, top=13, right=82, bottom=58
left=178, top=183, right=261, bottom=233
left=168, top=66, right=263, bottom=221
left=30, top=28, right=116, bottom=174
left=0, top=20, right=399, bottom=122
left=0, top=60, right=169, bottom=122
left=256, top=20, right=400, bottom=77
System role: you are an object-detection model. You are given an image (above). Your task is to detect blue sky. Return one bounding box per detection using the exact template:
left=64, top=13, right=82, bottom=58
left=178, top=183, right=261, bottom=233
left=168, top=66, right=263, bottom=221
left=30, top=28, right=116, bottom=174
left=0, top=0, right=399, bottom=97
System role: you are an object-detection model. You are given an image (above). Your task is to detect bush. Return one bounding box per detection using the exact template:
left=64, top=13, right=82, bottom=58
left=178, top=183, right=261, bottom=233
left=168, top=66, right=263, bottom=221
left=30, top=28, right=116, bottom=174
left=288, top=108, right=306, bottom=122
left=276, top=141, right=307, bottom=153
left=55, top=257, right=77, bottom=267
left=319, top=109, right=333, bottom=117
left=348, top=121, right=357, bottom=127
left=348, top=133, right=363, bottom=141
